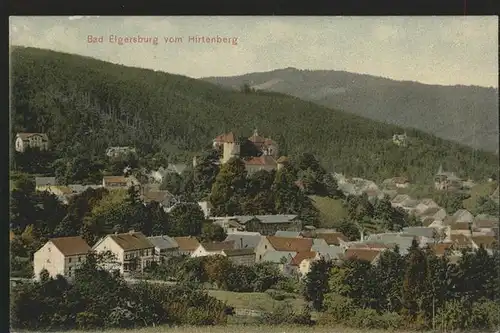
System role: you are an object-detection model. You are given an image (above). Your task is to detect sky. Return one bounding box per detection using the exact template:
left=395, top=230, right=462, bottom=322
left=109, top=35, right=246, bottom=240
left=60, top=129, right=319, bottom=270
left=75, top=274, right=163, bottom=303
left=9, top=16, right=499, bottom=88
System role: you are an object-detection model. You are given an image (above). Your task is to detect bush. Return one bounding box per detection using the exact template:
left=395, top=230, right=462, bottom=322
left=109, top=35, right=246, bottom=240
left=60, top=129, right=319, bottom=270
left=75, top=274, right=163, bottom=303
left=470, top=299, right=500, bottom=330
left=318, top=293, right=355, bottom=324
left=259, top=303, right=312, bottom=325
left=346, top=308, right=383, bottom=329
left=378, top=311, right=404, bottom=330
left=76, top=312, right=102, bottom=330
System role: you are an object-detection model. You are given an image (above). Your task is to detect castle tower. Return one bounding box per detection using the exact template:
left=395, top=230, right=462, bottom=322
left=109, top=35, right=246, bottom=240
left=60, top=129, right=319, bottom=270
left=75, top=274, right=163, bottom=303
left=221, top=140, right=240, bottom=164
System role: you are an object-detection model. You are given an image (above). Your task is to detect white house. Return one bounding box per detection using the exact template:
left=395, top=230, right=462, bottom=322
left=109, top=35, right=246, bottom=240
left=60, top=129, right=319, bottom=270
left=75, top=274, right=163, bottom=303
left=106, top=146, right=137, bottom=158
left=33, top=236, right=91, bottom=280
left=15, top=132, right=49, bottom=152
left=191, top=241, right=236, bottom=258
left=92, top=231, right=155, bottom=275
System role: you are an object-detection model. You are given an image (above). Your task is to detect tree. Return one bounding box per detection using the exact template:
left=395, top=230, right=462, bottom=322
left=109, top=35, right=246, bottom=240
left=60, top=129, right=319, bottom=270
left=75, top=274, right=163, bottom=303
left=474, top=196, right=499, bottom=217
left=373, top=195, right=394, bottom=230
left=200, top=222, right=227, bottom=242
left=303, top=258, right=333, bottom=311
left=159, top=172, right=183, bottom=195
left=209, top=158, right=247, bottom=216
left=168, top=202, right=205, bottom=237
left=401, top=239, right=430, bottom=319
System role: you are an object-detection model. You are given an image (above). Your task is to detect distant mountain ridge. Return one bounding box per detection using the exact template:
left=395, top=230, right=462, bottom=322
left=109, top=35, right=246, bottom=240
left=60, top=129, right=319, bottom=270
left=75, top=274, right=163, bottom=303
left=203, top=68, right=499, bottom=153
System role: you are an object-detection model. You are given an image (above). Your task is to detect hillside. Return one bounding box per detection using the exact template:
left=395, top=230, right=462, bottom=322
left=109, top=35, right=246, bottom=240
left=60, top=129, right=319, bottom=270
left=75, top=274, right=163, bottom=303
left=203, top=68, right=499, bottom=153
left=10, top=47, right=498, bottom=183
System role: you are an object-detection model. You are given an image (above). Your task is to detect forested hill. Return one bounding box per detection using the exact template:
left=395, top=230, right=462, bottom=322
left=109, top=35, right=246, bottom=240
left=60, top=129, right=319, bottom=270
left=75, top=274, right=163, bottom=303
left=203, top=68, right=499, bottom=153
left=10, top=47, right=498, bottom=183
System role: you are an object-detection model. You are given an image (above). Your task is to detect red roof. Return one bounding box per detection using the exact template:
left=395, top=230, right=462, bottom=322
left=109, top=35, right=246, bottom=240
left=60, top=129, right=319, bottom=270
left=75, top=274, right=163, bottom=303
left=291, top=251, right=317, bottom=266
left=343, top=248, right=381, bottom=263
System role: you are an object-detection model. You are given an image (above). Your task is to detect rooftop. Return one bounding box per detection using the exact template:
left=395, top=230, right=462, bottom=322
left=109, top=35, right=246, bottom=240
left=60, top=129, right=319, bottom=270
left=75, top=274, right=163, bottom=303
left=267, top=236, right=313, bottom=252
left=108, top=232, right=153, bottom=251
left=50, top=236, right=91, bottom=256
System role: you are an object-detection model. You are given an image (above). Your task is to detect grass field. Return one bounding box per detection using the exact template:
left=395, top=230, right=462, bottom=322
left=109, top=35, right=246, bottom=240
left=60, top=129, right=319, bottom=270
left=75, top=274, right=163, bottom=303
left=207, top=290, right=306, bottom=313
left=49, top=325, right=428, bottom=333
left=310, top=195, right=348, bottom=227
left=463, top=181, right=498, bottom=211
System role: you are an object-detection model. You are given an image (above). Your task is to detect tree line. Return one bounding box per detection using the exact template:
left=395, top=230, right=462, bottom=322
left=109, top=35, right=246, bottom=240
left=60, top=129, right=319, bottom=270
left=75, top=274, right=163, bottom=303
left=11, top=46, right=499, bottom=184
left=304, top=240, right=500, bottom=331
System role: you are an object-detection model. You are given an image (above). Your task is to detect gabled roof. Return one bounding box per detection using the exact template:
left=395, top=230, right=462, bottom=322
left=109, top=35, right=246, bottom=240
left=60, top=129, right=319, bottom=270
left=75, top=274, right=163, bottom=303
left=453, top=209, right=473, bottom=219
left=108, top=232, right=153, bottom=251
left=141, top=190, right=174, bottom=204
left=314, top=232, right=348, bottom=246
left=266, top=236, right=313, bottom=252
left=103, top=176, right=128, bottom=183
left=173, top=236, right=200, bottom=252
left=290, top=251, right=317, bottom=266
left=50, top=236, right=91, bottom=256
left=428, top=243, right=453, bottom=256
left=275, top=231, right=302, bottom=238
left=148, top=235, right=178, bottom=250
left=248, top=130, right=266, bottom=144
left=261, top=251, right=296, bottom=263
left=225, top=232, right=262, bottom=249
left=222, top=248, right=255, bottom=257
left=343, top=248, right=381, bottom=263
left=471, top=235, right=497, bottom=249
left=200, top=241, right=235, bottom=252
left=450, top=234, right=473, bottom=247
left=417, top=207, right=442, bottom=217
left=35, top=177, right=57, bottom=186
left=391, top=194, right=410, bottom=204
left=255, top=215, right=298, bottom=224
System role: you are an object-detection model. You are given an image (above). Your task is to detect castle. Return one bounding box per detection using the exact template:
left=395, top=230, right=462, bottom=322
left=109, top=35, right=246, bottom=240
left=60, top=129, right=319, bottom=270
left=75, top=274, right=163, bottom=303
left=212, top=129, right=286, bottom=173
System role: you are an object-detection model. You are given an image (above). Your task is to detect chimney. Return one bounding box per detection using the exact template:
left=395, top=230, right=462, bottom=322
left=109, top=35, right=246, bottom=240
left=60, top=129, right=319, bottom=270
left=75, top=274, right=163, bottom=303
left=240, top=237, right=243, bottom=249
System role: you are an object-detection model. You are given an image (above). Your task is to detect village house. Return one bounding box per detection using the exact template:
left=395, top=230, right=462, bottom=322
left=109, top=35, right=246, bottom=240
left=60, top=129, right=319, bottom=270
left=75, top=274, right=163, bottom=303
left=382, top=177, right=410, bottom=189
left=15, top=132, right=49, bottom=152
left=434, top=165, right=462, bottom=191
left=288, top=251, right=319, bottom=277
left=449, top=233, right=474, bottom=250
left=471, top=235, right=497, bottom=254
left=35, top=176, right=57, bottom=188
left=102, top=176, right=131, bottom=189
left=224, top=231, right=263, bottom=250
left=149, top=164, right=188, bottom=183
left=211, top=214, right=302, bottom=235
left=147, top=235, right=179, bottom=261
left=172, top=236, right=200, bottom=256
left=92, top=231, right=155, bottom=275
left=365, top=233, right=419, bottom=255
left=105, top=146, right=137, bottom=158
left=221, top=248, right=256, bottom=266
left=392, top=133, right=408, bottom=147
left=472, top=214, right=499, bottom=236
left=414, top=199, right=440, bottom=214
left=191, top=241, right=236, bottom=258
left=261, top=251, right=298, bottom=276
left=33, top=236, right=91, bottom=280
left=140, top=189, right=177, bottom=209
left=255, top=236, right=313, bottom=263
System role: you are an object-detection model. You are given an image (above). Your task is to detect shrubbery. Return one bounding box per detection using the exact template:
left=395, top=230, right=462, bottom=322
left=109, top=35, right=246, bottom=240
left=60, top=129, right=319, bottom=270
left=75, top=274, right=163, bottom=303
left=10, top=252, right=230, bottom=331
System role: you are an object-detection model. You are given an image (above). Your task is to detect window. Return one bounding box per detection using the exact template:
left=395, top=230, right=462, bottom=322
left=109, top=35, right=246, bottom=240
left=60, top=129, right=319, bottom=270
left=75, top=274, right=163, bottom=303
left=78, top=257, right=82, bottom=262
left=46, top=259, right=50, bottom=263
left=69, top=258, right=72, bottom=263
left=68, top=271, right=72, bottom=277
left=69, top=267, right=72, bottom=271
left=264, top=245, right=267, bottom=250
